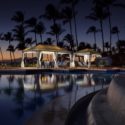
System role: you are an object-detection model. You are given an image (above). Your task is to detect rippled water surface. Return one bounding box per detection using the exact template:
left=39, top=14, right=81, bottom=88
left=0, top=72, right=113, bottom=125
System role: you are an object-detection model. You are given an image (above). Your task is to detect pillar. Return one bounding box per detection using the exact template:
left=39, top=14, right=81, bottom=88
left=37, top=52, right=41, bottom=68
left=70, top=54, right=75, bottom=68
left=53, top=52, right=58, bottom=68
left=88, top=54, right=91, bottom=68
left=21, top=52, right=25, bottom=68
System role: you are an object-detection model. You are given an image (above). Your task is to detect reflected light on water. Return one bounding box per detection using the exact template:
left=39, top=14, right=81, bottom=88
left=0, top=72, right=113, bottom=125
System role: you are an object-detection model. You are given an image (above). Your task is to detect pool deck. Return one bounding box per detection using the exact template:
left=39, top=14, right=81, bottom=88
left=0, top=67, right=124, bottom=74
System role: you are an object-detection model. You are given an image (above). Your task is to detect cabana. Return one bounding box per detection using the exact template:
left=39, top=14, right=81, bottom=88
left=73, top=49, right=101, bottom=68
left=21, top=44, right=71, bottom=68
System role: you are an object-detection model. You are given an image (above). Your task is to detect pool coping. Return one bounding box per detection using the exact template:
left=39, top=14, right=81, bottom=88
left=0, top=67, right=124, bottom=74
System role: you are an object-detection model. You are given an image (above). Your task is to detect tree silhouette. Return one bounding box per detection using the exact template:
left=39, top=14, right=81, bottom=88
left=60, top=0, right=79, bottom=49
left=42, top=4, right=61, bottom=25
left=43, top=37, right=54, bottom=45
left=105, top=41, right=110, bottom=52
left=93, top=0, right=125, bottom=53
left=86, top=26, right=100, bottom=50
left=86, top=3, right=109, bottom=52
left=25, top=17, right=38, bottom=45
left=13, top=25, right=27, bottom=52
left=35, top=21, right=46, bottom=44
left=63, top=33, right=74, bottom=51
left=0, top=33, right=4, bottom=62
left=47, top=23, right=65, bottom=45
left=11, top=11, right=25, bottom=24
left=3, top=32, right=14, bottom=63
left=78, top=41, right=86, bottom=50
left=61, top=6, right=73, bottom=35
left=111, top=26, right=120, bottom=41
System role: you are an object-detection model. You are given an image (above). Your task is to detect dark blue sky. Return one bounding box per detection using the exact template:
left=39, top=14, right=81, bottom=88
left=0, top=0, right=125, bottom=59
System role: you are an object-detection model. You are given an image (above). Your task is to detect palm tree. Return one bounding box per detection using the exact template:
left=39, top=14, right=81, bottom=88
left=116, top=40, right=125, bottom=53
left=86, top=3, right=109, bottom=52
left=61, top=6, right=73, bottom=35
left=78, top=41, right=86, bottom=50
left=105, top=41, right=110, bottom=52
left=47, top=23, right=65, bottom=45
left=93, top=0, right=125, bottom=52
left=3, top=32, right=14, bottom=63
left=13, top=25, right=27, bottom=52
left=86, top=26, right=100, bottom=50
left=0, top=33, right=4, bottom=62
left=25, top=37, right=33, bottom=47
left=25, top=17, right=38, bottom=45
left=43, top=37, right=54, bottom=45
left=12, top=11, right=27, bottom=53
left=42, top=4, right=61, bottom=25
left=111, top=26, right=120, bottom=41
left=35, top=21, right=46, bottom=44
left=63, top=34, right=74, bottom=51
left=7, top=45, right=15, bottom=62
left=60, top=0, right=79, bottom=49
left=11, top=11, right=25, bottom=25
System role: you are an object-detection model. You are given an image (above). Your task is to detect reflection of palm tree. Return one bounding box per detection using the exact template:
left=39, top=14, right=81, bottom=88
left=86, top=26, right=100, bottom=50
left=13, top=77, right=25, bottom=118
left=4, top=75, right=14, bottom=96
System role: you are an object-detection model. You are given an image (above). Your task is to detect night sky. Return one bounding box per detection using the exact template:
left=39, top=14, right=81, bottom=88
left=0, top=0, right=125, bottom=59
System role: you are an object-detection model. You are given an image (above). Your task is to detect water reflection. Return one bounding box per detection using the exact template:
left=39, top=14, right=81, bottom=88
left=4, top=75, right=15, bottom=96
left=0, top=73, right=113, bottom=125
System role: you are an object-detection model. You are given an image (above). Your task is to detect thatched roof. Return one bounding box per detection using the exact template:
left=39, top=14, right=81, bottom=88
left=76, top=48, right=100, bottom=55
left=24, top=44, right=70, bottom=53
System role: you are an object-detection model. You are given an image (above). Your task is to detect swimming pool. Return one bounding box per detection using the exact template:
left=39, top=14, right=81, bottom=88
left=0, top=72, right=115, bottom=125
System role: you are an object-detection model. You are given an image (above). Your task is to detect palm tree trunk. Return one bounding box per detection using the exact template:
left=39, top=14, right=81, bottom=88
left=69, top=20, right=75, bottom=52
left=94, top=32, right=97, bottom=50
left=56, top=34, right=59, bottom=46
left=108, top=7, right=112, bottom=53
left=35, top=32, right=37, bottom=45
left=72, top=5, right=78, bottom=50
left=117, top=33, right=120, bottom=41
left=40, top=34, right=43, bottom=44
left=69, top=20, right=73, bottom=36
left=10, top=51, right=13, bottom=64
left=0, top=47, right=3, bottom=62
left=12, top=52, right=15, bottom=62
left=100, top=20, right=105, bottom=52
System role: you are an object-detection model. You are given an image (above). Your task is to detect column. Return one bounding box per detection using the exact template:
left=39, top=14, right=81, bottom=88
left=37, top=52, right=41, bottom=68
left=21, top=52, right=25, bottom=68
left=88, top=54, right=91, bottom=68
left=53, top=52, right=58, bottom=68
left=70, top=53, right=75, bottom=68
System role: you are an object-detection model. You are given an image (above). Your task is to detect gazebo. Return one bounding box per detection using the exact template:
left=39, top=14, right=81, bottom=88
left=21, top=44, right=71, bottom=68
left=73, top=49, right=101, bottom=68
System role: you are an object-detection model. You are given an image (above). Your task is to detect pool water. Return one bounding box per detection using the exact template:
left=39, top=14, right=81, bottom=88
left=0, top=73, right=113, bottom=125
